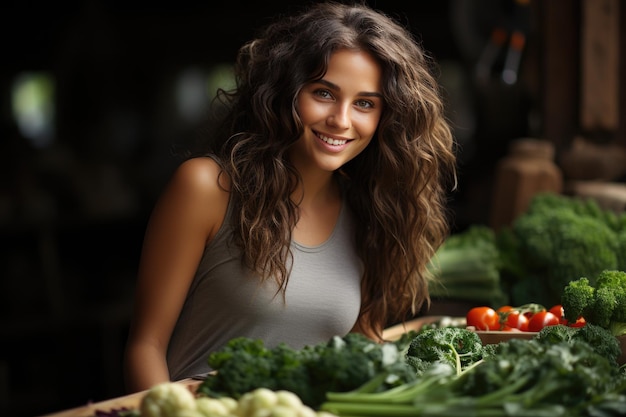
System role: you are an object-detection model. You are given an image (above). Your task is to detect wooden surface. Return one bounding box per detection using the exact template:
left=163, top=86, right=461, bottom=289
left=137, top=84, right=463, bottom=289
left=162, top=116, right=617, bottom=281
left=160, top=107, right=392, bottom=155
left=40, top=379, right=201, bottom=417
left=382, top=316, right=445, bottom=341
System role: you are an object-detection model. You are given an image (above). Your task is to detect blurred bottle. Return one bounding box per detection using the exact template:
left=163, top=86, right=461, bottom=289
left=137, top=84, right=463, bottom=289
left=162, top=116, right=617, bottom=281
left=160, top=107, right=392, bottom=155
left=490, top=138, right=563, bottom=231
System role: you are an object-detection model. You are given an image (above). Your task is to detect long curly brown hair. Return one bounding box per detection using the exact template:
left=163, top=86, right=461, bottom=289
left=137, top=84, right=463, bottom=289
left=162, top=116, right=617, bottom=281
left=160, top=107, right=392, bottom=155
left=197, top=1, right=457, bottom=339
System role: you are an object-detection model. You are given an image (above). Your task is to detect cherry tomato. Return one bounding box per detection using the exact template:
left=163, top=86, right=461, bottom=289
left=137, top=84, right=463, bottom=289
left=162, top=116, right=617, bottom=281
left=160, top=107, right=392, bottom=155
left=569, top=316, right=587, bottom=328
left=505, top=311, right=530, bottom=331
left=549, top=304, right=566, bottom=324
left=528, top=311, right=560, bottom=332
left=466, top=306, right=500, bottom=331
left=496, top=305, right=514, bottom=314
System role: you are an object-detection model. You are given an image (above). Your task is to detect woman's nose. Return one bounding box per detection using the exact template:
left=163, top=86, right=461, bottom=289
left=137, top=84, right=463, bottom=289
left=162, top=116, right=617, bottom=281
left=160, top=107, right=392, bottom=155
left=327, top=104, right=350, bottom=129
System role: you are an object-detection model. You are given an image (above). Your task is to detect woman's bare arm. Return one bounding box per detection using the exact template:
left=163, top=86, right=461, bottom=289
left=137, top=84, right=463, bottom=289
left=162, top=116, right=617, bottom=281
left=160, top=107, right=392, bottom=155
left=123, top=157, right=229, bottom=393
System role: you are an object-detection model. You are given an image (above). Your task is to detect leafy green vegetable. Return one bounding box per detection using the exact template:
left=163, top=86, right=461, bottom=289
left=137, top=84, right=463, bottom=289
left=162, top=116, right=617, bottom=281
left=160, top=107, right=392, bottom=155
left=498, top=193, right=623, bottom=307
left=427, top=225, right=508, bottom=307
left=307, top=333, right=416, bottom=401
left=405, top=327, right=486, bottom=376
left=196, top=333, right=416, bottom=409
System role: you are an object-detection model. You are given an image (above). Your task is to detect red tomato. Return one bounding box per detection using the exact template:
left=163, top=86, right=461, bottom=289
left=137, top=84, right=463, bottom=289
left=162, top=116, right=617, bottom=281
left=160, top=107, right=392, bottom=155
left=505, top=311, right=530, bottom=331
left=548, top=304, right=563, bottom=317
left=549, top=304, right=565, bottom=323
left=466, top=306, right=500, bottom=331
left=528, top=311, right=560, bottom=332
left=496, top=305, right=514, bottom=314
left=569, top=316, right=587, bottom=328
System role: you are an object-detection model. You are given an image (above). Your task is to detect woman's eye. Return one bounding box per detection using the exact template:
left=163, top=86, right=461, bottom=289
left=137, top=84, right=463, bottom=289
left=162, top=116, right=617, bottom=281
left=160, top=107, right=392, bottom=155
left=314, top=89, right=332, bottom=99
left=355, top=99, right=374, bottom=109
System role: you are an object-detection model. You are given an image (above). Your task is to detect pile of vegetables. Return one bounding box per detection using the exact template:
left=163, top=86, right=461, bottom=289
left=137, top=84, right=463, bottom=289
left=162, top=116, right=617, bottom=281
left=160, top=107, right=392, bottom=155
left=320, top=326, right=626, bottom=417
left=123, top=322, right=626, bottom=417
left=430, top=192, right=626, bottom=309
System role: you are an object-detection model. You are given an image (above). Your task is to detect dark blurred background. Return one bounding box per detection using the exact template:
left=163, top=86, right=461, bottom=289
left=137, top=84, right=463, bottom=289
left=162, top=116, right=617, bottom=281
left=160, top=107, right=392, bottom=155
left=1, top=0, right=624, bottom=415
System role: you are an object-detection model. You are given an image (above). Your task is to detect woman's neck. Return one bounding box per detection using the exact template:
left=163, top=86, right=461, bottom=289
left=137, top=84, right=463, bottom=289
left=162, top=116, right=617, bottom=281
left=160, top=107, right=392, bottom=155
left=292, top=166, right=339, bottom=210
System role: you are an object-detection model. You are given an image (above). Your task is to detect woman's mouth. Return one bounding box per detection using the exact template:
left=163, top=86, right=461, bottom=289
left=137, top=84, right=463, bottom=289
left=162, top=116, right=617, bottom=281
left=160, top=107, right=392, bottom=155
left=316, top=132, right=348, bottom=146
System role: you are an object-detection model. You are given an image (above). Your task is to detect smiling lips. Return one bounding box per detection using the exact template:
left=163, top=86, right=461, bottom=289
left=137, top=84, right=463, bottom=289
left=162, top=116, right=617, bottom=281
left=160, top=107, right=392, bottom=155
left=316, top=132, right=349, bottom=146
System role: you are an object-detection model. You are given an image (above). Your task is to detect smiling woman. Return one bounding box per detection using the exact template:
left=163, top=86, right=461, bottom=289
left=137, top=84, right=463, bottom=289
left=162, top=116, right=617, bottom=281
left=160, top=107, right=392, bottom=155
left=123, top=1, right=457, bottom=394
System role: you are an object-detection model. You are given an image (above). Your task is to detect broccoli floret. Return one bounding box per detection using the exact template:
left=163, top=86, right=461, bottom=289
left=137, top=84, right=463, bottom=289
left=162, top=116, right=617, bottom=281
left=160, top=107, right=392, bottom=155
left=535, top=323, right=577, bottom=344
left=406, top=327, right=485, bottom=375
left=200, top=337, right=275, bottom=398
left=596, top=270, right=626, bottom=336
left=590, top=286, right=618, bottom=328
left=561, top=277, right=595, bottom=323
left=562, top=270, right=626, bottom=337
left=535, top=323, right=621, bottom=366
left=596, top=270, right=626, bottom=322
left=572, top=323, right=622, bottom=365
left=266, top=344, right=314, bottom=405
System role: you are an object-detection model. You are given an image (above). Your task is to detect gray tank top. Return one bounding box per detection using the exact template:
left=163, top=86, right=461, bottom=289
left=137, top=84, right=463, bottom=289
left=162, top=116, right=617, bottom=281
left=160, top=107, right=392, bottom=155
left=166, top=195, right=364, bottom=381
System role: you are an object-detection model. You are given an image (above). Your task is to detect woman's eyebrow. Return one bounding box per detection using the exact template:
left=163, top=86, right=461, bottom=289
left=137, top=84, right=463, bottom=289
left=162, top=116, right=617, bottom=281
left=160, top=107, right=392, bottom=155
left=315, top=79, right=383, bottom=98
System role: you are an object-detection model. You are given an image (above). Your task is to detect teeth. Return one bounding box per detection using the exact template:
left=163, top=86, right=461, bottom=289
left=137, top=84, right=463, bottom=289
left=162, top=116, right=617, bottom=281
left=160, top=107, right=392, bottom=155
left=318, top=133, right=347, bottom=146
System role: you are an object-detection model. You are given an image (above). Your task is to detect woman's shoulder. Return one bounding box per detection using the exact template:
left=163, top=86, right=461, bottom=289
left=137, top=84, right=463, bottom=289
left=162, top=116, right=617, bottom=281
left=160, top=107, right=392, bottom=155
left=160, top=156, right=230, bottom=239
left=162, top=157, right=229, bottom=212
left=171, top=156, right=230, bottom=194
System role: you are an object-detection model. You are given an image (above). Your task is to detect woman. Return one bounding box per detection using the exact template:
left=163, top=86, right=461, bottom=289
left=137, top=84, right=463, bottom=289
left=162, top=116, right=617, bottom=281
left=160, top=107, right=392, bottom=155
left=124, top=0, right=456, bottom=393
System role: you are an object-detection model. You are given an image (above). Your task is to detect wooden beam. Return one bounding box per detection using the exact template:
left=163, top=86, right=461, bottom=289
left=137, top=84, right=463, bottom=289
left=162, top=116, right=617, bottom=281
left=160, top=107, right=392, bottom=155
left=541, top=0, right=580, bottom=150
left=580, top=0, right=620, bottom=133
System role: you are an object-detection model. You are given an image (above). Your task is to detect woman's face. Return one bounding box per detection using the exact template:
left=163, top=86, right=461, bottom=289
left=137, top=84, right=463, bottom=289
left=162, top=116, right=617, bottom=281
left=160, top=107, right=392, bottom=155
left=293, top=48, right=384, bottom=173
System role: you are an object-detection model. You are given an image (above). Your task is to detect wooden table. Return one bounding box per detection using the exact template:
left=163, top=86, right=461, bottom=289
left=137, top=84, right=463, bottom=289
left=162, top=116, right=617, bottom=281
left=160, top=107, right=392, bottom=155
left=40, top=379, right=201, bottom=417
